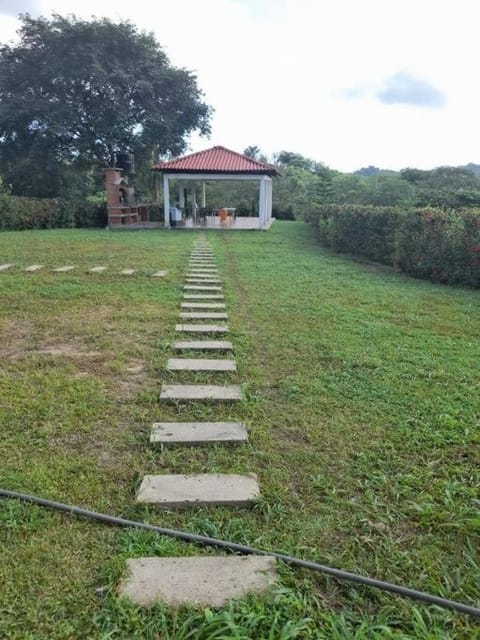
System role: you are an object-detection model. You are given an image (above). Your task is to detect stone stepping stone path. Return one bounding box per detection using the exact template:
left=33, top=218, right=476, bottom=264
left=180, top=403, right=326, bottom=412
left=121, top=269, right=136, bottom=275
left=88, top=266, right=107, bottom=273
left=180, top=312, right=228, bottom=320
left=53, top=265, right=75, bottom=272
left=181, top=302, right=226, bottom=309
left=0, top=264, right=13, bottom=271
left=136, top=473, right=259, bottom=507
left=159, top=384, right=241, bottom=401
left=172, top=340, right=233, bottom=351
left=151, top=271, right=167, bottom=277
left=150, top=421, right=247, bottom=445
left=175, top=324, right=228, bottom=333
left=123, top=239, right=274, bottom=609
left=25, top=264, right=44, bottom=272
left=120, top=556, right=277, bottom=608
left=167, top=358, right=236, bottom=371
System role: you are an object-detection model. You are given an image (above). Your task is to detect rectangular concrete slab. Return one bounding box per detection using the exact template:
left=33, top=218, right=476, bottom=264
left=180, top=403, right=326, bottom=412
left=184, top=285, right=222, bottom=291
left=181, top=303, right=226, bottom=309
left=151, top=270, right=167, bottom=277
left=88, top=266, right=107, bottom=273
left=180, top=312, right=228, bottom=320
left=121, top=269, right=136, bottom=275
left=188, top=270, right=219, bottom=274
left=150, top=421, right=248, bottom=445
left=175, top=324, right=228, bottom=333
left=0, top=264, right=13, bottom=271
left=53, top=265, right=75, bottom=272
left=160, top=384, right=241, bottom=400
left=167, top=358, right=236, bottom=371
left=120, top=555, right=276, bottom=608
left=172, top=340, right=233, bottom=350
left=186, top=279, right=222, bottom=285
left=24, top=264, right=44, bottom=272
left=189, top=259, right=216, bottom=263
left=183, top=294, right=224, bottom=299
left=136, top=473, right=259, bottom=507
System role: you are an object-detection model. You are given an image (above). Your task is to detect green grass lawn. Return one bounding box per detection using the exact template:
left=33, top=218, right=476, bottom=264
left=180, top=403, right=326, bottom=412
left=0, top=223, right=479, bottom=639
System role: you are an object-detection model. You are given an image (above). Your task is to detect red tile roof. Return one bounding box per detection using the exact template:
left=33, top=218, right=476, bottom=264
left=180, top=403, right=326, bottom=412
left=152, top=145, right=279, bottom=176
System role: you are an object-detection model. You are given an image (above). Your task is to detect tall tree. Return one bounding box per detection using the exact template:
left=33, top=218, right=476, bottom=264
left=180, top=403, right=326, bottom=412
left=0, top=14, right=212, bottom=196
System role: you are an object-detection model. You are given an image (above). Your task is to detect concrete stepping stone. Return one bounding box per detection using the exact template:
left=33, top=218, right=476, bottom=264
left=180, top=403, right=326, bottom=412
left=180, top=312, right=228, bottom=320
left=120, top=556, right=276, bottom=608
left=136, top=473, right=258, bottom=507
left=187, top=272, right=221, bottom=277
left=151, top=270, right=167, bottom=277
left=167, top=358, right=236, bottom=371
left=121, top=269, right=136, bottom=275
left=173, top=340, right=233, bottom=351
left=150, top=421, right=247, bottom=445
left=189, top=263, right=216, bottom=268
left=53, top=265, right=75, bottom=272
left=186, top=278, right=222, bottom=284
left=189, top=269, right=219, bottom=274
left=175, top=324, right=228, bottom=333
left=88, top=266, right=107, bottom=273
left=181, top=303, right=226, bottom=309
left=0, top=264, right=13, bottom=271
left=24, top=264, right=44, bottom=272
left=160, top=384, right=241, bottom=400
left=183, top=294, right=224, bottom=300
left=184, top=285, right=222, bottom=291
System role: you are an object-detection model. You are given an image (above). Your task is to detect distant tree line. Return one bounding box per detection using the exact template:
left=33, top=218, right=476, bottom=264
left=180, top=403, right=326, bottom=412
left=207, top=148, right=480, bottom=220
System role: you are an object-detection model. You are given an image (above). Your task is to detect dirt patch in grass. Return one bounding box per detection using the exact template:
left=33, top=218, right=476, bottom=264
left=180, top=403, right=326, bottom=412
left=35, top=343, right=103, bottom=358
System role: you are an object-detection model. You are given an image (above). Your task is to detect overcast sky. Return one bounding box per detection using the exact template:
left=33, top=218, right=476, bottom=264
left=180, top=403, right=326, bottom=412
left=1, top=0, right=479, bottom=171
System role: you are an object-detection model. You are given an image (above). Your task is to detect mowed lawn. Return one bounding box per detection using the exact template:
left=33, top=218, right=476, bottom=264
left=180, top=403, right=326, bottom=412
left=0, top=223, right=478, bottom=639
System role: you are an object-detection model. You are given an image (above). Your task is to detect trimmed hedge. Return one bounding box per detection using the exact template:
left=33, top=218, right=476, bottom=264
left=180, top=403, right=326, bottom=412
left=0, top=195, right=106, bottom=230
left=0, top=196, right=69, bottom=230
left=306, top=205, right=480, bottom=288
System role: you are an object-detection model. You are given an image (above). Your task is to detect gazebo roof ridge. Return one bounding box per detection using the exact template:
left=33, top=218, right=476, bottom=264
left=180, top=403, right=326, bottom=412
left=152, top=145, right=280, bottom=176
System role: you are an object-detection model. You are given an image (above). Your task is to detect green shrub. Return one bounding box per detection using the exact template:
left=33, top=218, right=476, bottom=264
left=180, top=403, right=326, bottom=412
left=307, top=205, right=480, bottom=288
left=0, top=195, right=69, bottom=230
left=0, top=188, right=107, bottom=230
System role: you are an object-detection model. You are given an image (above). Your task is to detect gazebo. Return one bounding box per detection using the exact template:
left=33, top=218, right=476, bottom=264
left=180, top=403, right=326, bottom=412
left=151, top=145, right=279, bottom=229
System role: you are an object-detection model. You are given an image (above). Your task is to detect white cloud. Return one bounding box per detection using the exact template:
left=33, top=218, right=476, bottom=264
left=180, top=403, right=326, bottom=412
left=1, top=0, right=480, bottom=170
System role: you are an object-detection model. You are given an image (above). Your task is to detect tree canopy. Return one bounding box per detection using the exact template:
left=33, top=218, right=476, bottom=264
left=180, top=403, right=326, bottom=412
left=0, top=14, right=212, bottom=196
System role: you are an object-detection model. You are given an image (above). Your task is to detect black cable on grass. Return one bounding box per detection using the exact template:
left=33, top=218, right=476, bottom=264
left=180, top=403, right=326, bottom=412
left=1, top=488, right=479, bottom=619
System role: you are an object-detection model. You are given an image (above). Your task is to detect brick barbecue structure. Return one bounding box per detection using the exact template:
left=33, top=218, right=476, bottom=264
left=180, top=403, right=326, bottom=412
left=104, top=167, right=149, bottom=227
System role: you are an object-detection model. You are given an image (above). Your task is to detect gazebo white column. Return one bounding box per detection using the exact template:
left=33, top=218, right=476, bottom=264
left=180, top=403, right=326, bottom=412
left=258, top=175, right=273, bottom=227
left=163, top=174, right=170, bottom=228
left=178, top=182, right=185, bottom=209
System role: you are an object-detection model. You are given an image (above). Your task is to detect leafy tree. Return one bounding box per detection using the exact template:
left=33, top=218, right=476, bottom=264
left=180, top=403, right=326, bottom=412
left=401, top=166, right=480, bottom=207
left=0, top=13, right=212, bottom=197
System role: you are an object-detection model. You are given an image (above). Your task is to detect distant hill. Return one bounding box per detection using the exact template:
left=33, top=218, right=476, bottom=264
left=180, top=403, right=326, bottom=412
left=353, top=163, right=480, bottom=179
left=462, top=163, right=480, bottom=179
